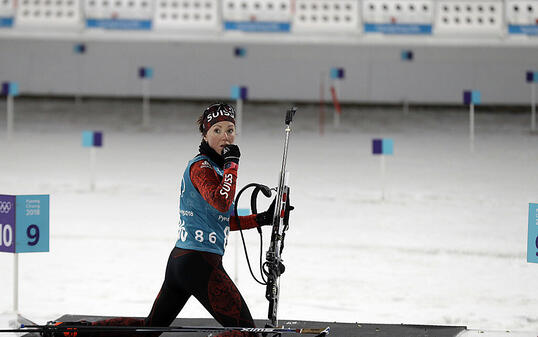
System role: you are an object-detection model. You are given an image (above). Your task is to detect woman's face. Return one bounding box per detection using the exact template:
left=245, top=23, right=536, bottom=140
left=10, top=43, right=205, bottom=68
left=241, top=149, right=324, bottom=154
left=204, top=121, right=236, bottom=154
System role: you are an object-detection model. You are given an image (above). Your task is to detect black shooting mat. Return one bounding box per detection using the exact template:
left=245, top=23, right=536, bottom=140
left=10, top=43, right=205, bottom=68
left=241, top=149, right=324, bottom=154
left=52, top=315, right=466, bottom=337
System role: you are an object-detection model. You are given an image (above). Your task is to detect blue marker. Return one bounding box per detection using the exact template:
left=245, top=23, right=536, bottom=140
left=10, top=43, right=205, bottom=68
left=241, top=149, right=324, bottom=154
left=1, top=82, right=19, bottom=96
left=139, top=67, right=154, bottom=79
left=82, top=131, right=103, bottom=147
left=234, top=47, right=247, bottom=58
left=231, top=86, right=248, bottom=136
left=2, top=82, right=19, bottom=140
left=401, top=50, right=414, bottom=61
left=74, top=43, right=86, bottom=54
left=526, top=71, right=538, bottom=132
left=82, top=131, right=103, bottom=190
left=463, top=90, right=481, bottom=105
left=463, top=90, right=481, bottom=152
left=372, top=138, right=394, bottom=155
left=526, top=71, right=538, bottom=83
left=330, top=67, right=345, bottom=80
left=138, top=67, right=153, bottom=127
left=231, top=85, right=248, bottom=100
left=372, top=138, right=394, bottom=200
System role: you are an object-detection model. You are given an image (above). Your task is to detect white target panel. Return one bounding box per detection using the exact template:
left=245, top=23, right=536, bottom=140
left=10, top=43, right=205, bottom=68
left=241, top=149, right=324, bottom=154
left=222, top=0, right=292, bottom=23
left=293, top=0, right=360, bottom=32
left=15, top=0, right=82, bottom=27
left=506, top=0, right=538, bottom=25
left=0, top=0, right=15, bottom=18
left=154, top=0, right=219, bottom=30
left=362, top=0, right=433, bottom=24
left=434, top=0, right=503, bottom=35
left=84, top=0, right=153, bottom=20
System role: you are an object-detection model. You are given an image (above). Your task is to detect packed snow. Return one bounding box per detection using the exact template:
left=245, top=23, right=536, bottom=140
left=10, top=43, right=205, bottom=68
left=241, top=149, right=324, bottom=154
left=0, top=98, right=537, bottom=332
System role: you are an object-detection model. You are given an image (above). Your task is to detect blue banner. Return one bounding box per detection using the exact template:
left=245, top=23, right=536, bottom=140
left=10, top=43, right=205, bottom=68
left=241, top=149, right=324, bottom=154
left=224, top=21, right=291, bottom=32
left=528, top=203, right=538, bottom=263
left=0, top=17, right=14, bottom=28
left=86, top=19, right=152, bottom=30
left=364, top=23, right=432, bottom=35
left=508, top=25, right=538, bottom=35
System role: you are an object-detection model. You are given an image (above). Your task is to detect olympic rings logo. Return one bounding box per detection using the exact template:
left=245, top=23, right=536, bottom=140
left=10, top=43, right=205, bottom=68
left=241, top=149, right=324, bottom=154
left=0, top=201, right=13, bottom=214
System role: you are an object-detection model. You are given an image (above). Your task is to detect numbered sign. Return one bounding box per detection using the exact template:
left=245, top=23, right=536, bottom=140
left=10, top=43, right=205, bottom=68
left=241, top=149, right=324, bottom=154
left=0, top=194, right=49, bottom=253
left=528, top=203, right=538, bottom=263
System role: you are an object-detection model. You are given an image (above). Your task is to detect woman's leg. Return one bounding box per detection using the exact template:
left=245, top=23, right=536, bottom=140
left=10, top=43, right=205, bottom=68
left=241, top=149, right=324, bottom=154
left=178, top=251, right=257, bottom=337
left=144, top=249, right=192, bottom=327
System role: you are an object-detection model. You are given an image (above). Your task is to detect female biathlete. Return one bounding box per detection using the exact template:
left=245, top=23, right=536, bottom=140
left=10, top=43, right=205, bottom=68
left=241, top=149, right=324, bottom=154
left=56, top=103, right=275, bottom=337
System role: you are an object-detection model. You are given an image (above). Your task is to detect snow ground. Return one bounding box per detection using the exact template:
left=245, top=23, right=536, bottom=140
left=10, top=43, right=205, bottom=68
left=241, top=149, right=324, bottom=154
left=0, top=98, right=537, bottom=332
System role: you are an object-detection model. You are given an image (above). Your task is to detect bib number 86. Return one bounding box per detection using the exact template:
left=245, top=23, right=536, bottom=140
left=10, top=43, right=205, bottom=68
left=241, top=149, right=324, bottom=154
left=195, top=230, right=217, bottom=244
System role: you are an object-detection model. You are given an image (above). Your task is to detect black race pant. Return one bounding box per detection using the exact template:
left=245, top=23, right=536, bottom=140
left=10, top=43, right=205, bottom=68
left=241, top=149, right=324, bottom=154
left=92, top=248, right=257, bottom=337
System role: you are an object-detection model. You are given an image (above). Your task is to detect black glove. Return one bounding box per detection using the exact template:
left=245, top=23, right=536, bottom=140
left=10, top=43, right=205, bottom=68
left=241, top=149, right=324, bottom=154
left=256, top=198, right=276, bottom=227
left=255, top=198, right=295, bottom=227
left=222, top=144, right=240, bottom=168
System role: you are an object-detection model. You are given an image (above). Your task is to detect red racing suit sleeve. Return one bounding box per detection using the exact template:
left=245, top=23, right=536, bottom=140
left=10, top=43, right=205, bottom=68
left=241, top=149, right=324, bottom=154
left=190, top=160, right=237, bottom=212
left=230, top=214, right=258, bottom=231
left=190, top=160, right=260, bottom=231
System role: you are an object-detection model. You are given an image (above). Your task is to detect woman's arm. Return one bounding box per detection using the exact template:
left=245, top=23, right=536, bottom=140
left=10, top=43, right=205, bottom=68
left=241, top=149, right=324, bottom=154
left=190, top=159, right=238, bottom=212
left=190, top=159, right=263, bottom=231
left=230, top=214, right=259, bottom=231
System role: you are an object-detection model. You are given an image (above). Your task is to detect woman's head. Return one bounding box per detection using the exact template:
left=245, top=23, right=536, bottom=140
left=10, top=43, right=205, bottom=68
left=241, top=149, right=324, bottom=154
left=198, top=103, right=236, bottom=154
left=198, top=103, right=236, bottom=135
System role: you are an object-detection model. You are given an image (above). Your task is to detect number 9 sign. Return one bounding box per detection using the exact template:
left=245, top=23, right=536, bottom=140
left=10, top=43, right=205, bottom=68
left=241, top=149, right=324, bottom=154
left=0, top=194, right=49, bottom=253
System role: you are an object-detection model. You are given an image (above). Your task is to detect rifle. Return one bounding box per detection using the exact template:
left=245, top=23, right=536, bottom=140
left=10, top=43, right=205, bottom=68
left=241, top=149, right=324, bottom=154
left=264, top=107, right=296, bottom=328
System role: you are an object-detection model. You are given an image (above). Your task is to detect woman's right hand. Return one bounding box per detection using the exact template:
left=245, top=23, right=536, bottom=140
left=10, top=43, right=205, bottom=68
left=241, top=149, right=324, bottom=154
left=222, top=145, right=240, bottom=168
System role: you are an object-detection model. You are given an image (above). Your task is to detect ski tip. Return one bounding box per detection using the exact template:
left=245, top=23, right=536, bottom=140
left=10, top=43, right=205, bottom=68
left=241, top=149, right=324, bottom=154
left=317, top=327, right=330, bottom=336
left=302, top=326, right=330, bottom=336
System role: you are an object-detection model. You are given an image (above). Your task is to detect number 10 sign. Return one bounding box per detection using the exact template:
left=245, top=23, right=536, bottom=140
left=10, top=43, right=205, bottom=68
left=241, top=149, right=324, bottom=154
left=0, top=194, right=49, bottom=253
